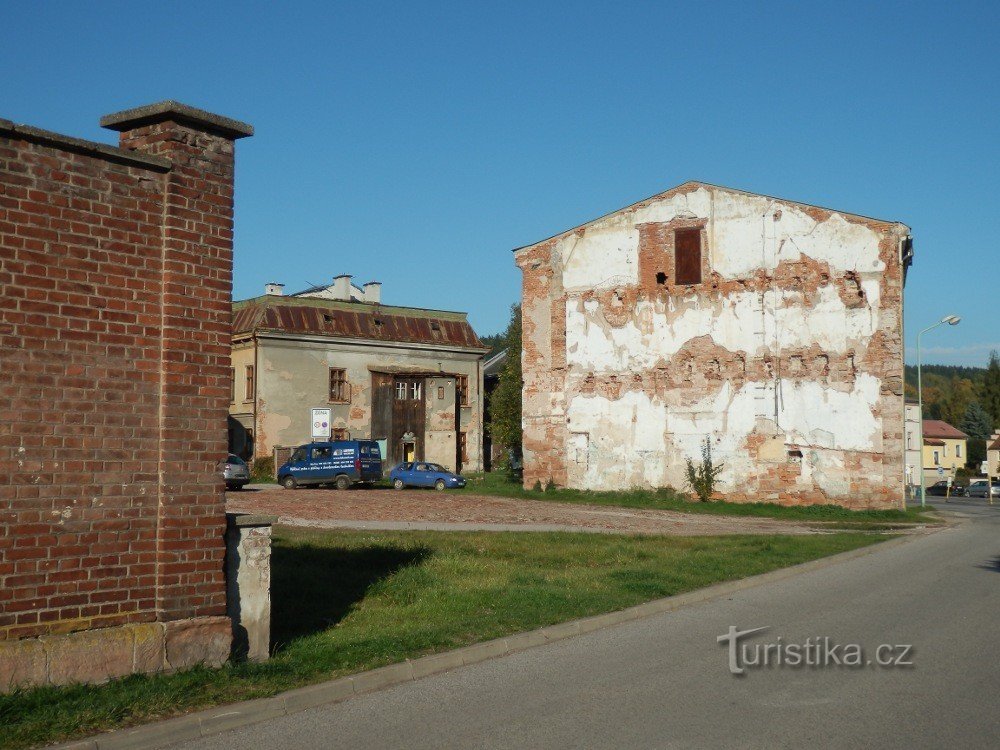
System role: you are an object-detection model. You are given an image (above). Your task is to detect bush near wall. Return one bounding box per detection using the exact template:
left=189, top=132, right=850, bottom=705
left=251, top=456, right=275, bottom=483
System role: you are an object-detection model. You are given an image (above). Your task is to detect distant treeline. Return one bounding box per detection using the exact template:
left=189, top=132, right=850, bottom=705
left=903, top=364, right=990, bottom=426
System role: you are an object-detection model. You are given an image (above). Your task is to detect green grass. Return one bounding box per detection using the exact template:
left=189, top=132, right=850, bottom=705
left=0, top=528, right=884, bottom=749
left=458, top=472, right=938, bottom=524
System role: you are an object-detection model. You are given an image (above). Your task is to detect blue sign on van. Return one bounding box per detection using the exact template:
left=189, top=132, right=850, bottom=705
left=277, top=440, right=382, bottom=490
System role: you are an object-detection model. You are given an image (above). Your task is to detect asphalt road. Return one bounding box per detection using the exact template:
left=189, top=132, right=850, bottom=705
left=177, top=503, right=1000, bottom=749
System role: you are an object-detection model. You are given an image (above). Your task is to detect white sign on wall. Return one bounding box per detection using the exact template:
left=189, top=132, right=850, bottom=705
left=311, top=408, right=332, bottom=440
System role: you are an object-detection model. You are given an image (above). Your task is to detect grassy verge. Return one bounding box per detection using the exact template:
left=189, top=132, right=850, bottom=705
left=458, top=472, right=938, bottom=524
left=1, top=527, right=884, bottom=749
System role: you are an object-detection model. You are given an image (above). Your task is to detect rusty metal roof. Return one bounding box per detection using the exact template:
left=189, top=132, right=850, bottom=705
left=233, top=296, right=486, bottom=351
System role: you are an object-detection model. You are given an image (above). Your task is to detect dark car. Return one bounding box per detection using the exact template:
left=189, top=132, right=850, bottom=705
left=925, top=480, right=965, bottom=497
left=277, top=440, right=382, bottom=490
left=389, top=462, right=466, bottom=491
left=221, top=454, right=250, bottom=490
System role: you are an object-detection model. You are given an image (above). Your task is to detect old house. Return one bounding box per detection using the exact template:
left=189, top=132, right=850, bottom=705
left=514, top=181, right=912, bottom=509
left=904, top=401, right=922, bottom=494
left=1, top=101, right=251, bottom=689
left=230, top=277, right=488, bottom=472
left=922, top=420, right=968, bottom=485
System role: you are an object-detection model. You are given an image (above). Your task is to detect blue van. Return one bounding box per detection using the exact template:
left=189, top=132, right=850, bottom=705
left=277, top=440, right=382, bottom=490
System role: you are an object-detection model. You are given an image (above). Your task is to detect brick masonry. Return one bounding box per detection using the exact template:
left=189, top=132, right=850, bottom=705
left=0, top=102, right=251, bottom=688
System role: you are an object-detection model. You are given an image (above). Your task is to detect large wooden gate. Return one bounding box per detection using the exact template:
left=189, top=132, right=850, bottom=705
left=371, top=373, right=426, bottom=466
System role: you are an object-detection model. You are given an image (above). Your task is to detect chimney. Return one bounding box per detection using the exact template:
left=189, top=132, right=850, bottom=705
left=363, top=281, right=381, bottom=304
left=332, top=274, right=353, bottom=301
left=264, top=282, right=284, bottom=296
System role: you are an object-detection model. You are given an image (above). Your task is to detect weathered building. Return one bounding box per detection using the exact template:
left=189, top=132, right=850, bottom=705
left=1, top=101, right=252, bottom=689
left=514, top=181, right=912, bottom=509
left=230, top=278, right=488, bottom=472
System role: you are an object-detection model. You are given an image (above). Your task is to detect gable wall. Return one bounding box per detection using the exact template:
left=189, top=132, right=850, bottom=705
left=516, top=184, right=908, bottom=508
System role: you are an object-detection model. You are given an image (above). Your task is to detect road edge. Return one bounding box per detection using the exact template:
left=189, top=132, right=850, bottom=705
left=50, top=530, right=935, bottom=750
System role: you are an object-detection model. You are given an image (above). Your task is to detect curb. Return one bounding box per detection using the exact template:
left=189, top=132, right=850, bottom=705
left=50, top=531, right=930, bottom=750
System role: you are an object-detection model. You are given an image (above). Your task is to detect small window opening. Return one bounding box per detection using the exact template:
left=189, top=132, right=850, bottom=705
left=674, top=228, right=702, bottom=285
left=655, top=271, right=667, bottom=285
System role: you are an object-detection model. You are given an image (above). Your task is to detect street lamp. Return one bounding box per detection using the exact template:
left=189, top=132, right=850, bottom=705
left=917, top=315, right=961, bottom=507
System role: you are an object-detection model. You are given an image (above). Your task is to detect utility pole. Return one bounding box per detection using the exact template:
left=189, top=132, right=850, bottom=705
left=917, top=315, right=961, bottom=508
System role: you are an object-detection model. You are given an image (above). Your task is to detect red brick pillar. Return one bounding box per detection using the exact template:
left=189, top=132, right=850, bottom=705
left=100, top=103, right=253, bottom=623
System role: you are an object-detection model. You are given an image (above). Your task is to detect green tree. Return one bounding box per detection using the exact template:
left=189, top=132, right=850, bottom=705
left=939, top=377, right=976, bottom=427
left=487, top=304, right=522, bottom=470
left=983, top=351, right=1000, bottom=429
left=960, top=401, right=992, bottom=470
left=959, top=402, right=993, bottom=440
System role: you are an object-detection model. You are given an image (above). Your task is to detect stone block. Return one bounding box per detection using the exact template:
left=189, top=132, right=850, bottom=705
left=0, top=638, right=47, bottom=691
left=131, top=623, right=165, bottom=674
left=164, top=616, right=231, bottom=671
left=43, top=627, right=134, bottom=686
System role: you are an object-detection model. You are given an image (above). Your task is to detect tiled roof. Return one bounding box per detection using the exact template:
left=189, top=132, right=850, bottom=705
left=924, top=438, right=946, bottom=446
left=922, top=420, right=969, bottom=440
left=232, top=296, right=486, bottom=351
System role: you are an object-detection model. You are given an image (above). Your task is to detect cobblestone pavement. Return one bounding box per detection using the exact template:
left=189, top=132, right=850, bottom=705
left=226, top=484, right=822, bottom=536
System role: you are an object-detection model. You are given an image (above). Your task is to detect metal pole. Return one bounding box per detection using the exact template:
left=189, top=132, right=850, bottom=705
left=918, top=327, right=927, bottom=508
left=916, top=316, right=961, bottom=508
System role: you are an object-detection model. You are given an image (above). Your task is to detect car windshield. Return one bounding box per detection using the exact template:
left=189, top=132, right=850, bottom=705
left=227, top=454, right=246, bottom=465
left=291, top=448, right=308, bottom=462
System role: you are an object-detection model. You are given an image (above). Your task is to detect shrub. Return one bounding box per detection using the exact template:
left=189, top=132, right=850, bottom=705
left=250, top=456, right=275, bottom=483
left=685, top=437, right=724, bottom=502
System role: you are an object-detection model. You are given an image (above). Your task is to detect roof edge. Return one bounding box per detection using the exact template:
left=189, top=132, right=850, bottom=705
left=512, top=180, right=910, bottom=253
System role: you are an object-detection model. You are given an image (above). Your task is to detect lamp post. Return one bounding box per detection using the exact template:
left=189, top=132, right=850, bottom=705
left=917, top=315, right=961, bottom=507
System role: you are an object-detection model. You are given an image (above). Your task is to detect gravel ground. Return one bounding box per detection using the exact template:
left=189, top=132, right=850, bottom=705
left=226, top=484, right=821, bottom=536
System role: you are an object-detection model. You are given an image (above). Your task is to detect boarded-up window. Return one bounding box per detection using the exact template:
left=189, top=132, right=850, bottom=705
left=674, top=228, right=702, bottom=285
left=459, top=432, right=468, bottom=462
left=329, top=368, right=348, bottom=402
left=244, top=365, right=254, bottom=401
left=456, top=374, right=469, bottom=406
left=230, top=367, right=236, bottom=403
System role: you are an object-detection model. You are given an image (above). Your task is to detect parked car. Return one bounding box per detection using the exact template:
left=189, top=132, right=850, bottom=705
left=221, top=454, right=250, bottom=490
left=926, top=480, right=966, bottom=497
left=277, top=440, right=382, bottom=490
left=389, top=462, right=466, bottom=491
left=964, top=480, right=1000, bottom=498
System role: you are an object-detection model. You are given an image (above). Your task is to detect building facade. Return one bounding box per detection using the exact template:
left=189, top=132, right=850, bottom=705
left=515, top=181, right=912, bottom=509
left=230, top=279, right=488, bottom=472
left=904, top=401, right=922, bottom=494
left=921, top=420, right=968, bottom=486
left=1, top=102, right=251, bottom=690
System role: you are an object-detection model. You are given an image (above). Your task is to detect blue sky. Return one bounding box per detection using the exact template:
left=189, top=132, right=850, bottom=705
left=4, top=1, right=997, bottom=364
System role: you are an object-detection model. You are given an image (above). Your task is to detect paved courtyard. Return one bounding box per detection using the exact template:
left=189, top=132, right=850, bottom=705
left=227, top=484, right=824, bottom=536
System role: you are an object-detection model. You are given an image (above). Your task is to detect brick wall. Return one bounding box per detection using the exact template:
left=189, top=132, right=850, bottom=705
left=0, top=103, right=252, bottom=646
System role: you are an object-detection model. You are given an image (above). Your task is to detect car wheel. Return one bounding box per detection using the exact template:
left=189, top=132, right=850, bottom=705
left=281, top=475, right=296, bottom=490
left=393, top=478, right=405, bottom=490
left=335, top=475, right=350, bottom=491
left=434, top=479, right=446, bottom=491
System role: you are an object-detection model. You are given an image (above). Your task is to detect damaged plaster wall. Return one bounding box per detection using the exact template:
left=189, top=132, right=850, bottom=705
left=515, top=182, right=908, bottom=508
left=247, top=338, right=483, bottom=472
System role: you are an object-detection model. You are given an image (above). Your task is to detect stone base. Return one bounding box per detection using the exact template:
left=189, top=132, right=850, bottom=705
left=0, top=616, right=231, bottom=692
